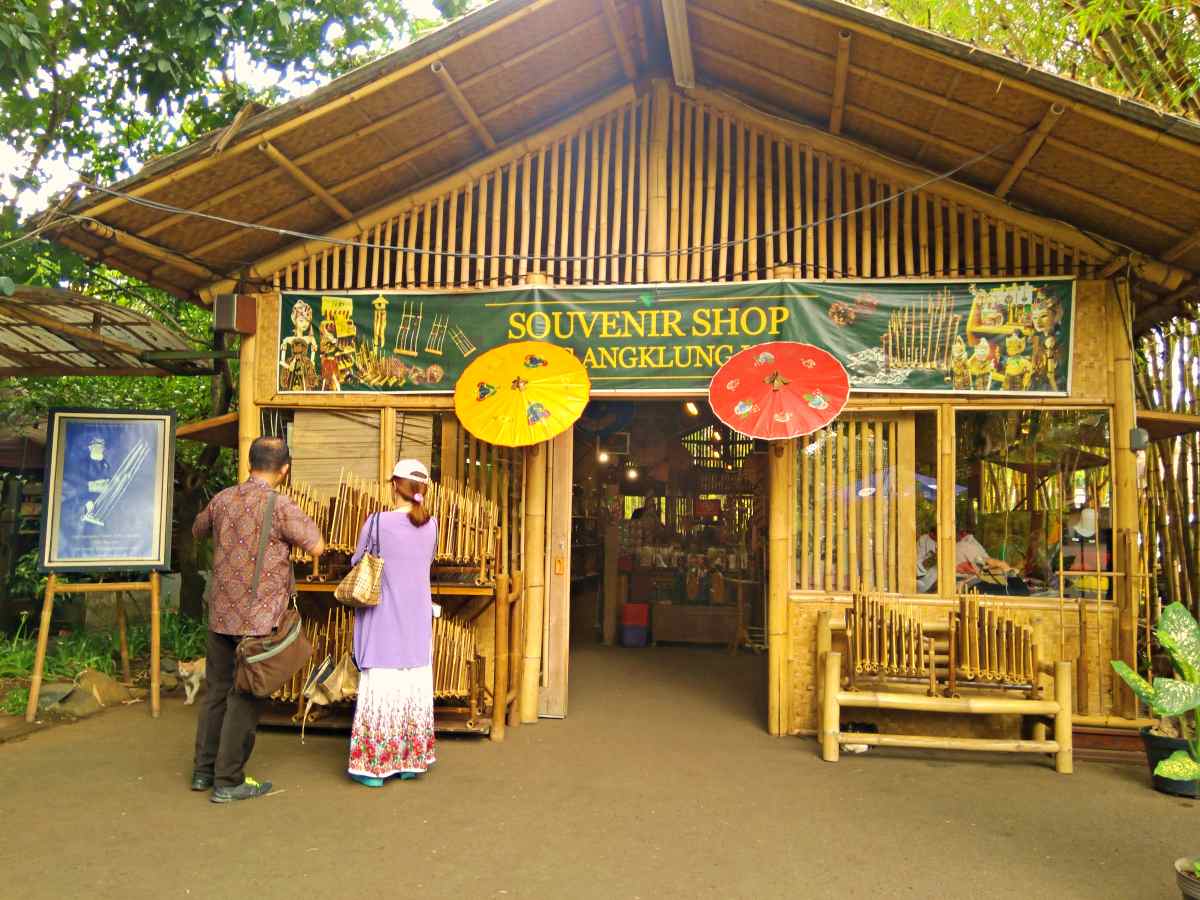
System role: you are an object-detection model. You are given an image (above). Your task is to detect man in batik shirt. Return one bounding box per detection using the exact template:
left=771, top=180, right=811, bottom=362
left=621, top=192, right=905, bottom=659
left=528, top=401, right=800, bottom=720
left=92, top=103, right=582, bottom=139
left=190, top=436, right=324, bottom=802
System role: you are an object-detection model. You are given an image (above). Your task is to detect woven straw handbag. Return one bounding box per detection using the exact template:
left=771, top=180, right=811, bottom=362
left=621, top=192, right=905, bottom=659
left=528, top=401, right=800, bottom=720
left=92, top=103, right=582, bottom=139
left=334, top=512, right=384, bottom=608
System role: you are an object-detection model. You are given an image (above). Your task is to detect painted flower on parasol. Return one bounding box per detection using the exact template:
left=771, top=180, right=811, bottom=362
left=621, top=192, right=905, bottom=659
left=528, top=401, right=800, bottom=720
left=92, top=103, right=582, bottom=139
left=708, top=341, right=850, bottom=440
left=454, top=340, right=591, bottom=447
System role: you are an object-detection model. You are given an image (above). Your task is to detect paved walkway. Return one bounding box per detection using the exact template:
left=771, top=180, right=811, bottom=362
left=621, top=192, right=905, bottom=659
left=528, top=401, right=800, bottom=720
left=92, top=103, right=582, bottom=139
left=0, top=644, right=1193, bottom=899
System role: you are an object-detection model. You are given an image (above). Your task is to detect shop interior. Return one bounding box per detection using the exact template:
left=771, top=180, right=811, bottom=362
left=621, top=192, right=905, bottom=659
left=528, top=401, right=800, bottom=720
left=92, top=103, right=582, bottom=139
left=569, top=401, right=770, bottom=669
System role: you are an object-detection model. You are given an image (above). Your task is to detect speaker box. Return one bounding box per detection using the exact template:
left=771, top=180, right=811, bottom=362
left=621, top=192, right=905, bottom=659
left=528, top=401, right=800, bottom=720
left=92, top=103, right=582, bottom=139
left=213, top=294, right=257, bottom=334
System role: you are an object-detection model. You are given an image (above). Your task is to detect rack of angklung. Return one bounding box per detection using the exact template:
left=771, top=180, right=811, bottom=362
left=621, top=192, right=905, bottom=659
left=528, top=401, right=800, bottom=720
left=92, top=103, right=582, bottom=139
left=275, top=472, right=517, bottom=738
left=816, top=592, right=1073, bottom=772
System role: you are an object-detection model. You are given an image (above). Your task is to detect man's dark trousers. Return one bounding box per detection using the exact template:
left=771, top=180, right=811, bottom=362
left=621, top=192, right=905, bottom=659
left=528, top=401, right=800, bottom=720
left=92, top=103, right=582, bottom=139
left=193, top=631, right=259, bottom=788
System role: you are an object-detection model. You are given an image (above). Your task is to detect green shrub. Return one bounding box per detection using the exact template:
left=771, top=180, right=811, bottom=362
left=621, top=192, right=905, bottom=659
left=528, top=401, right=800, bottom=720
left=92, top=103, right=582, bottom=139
left=0, top=612, right=35, bottom=679
left=0, top=686, right=29, bottom=716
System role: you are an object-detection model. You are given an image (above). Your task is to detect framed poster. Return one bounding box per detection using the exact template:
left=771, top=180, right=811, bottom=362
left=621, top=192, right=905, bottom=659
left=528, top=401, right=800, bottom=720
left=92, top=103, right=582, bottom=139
left=39, top=409, right=176, bottom=572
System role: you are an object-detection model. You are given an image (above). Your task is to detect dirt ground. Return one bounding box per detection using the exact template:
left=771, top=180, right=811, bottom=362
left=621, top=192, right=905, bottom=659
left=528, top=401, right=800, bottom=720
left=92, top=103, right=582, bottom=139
left=0, top=643, right=1194, bottom=899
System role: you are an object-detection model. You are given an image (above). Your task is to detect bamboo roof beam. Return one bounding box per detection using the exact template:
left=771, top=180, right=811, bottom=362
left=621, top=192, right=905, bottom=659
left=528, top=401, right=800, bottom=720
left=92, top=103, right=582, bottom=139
left=198, top=86, right=636, bottom=301
left=136, top=11, right=611, bottom=243
left=683, top=83, right=1184, bottom=281
left=1163, top=228, right=1200, bottom=263
left=172, top=48, right=622, bottom=276
left=79, top=220, right=218, bottom=280
left=691, top=5, right=1200, bottom=206
left=662, top=0, right=696, bottom=89
left=56, top=236, right=192, bottom=301
left=257, top=141, right=355, bottom=221
left=764, top=0, right=1200, bottom=163
left=431, top=61, right=497, bottom=151
left=828, top=31, right=851, bottom=135
left=696, top=47, right=1190, bottom=243
left=601, top=0, right=638, bottom=81
left=993, top=104, right=1063, bottom=198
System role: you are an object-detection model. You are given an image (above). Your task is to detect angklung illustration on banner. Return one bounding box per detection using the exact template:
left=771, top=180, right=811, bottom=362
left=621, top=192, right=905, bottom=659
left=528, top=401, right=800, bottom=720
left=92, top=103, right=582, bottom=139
left=277, top=278, right=1074, bottom=396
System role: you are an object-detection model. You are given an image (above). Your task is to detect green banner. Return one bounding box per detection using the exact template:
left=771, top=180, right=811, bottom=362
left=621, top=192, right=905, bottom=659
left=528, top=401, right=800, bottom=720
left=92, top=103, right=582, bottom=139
left=277, top=279, right=1074, bottom=396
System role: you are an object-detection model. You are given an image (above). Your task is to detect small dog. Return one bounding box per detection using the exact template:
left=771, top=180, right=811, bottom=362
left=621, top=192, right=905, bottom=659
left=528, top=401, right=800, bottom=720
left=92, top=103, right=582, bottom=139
left=177, top=658, right=207, bottom=705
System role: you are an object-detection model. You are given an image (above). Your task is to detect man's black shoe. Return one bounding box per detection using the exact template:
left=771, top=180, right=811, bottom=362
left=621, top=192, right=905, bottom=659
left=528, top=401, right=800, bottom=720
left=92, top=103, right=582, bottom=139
left=210, top=776, right=272, bottom=803
left=191, top=772, right=214, bottom=791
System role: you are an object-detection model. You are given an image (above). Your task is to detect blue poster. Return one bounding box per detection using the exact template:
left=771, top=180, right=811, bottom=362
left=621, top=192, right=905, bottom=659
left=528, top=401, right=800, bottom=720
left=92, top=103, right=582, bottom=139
left=42, top=410, right=175, bottom=572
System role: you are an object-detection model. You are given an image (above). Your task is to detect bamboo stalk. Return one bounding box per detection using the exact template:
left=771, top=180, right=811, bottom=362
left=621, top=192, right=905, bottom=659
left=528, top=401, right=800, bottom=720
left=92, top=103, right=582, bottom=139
left=949, top=200, right=960, bottom=275
left=777, top=139, right=789, bottom=267
left=690, top=107, right=705, bottom=281
left=519, top=157, right=532, bottom=283
left=836, top=424, right=846, bottom=590
left=719, top=116, right=733, bottom=280
left=597, top=118, right=613, bottom=284
left=587, top=119, right=603, bottom=284
left=532, top=149, right=546, bottom=282
left=804, top=147, right=815, bottom=277
left=874, top=421, right=885, bottom=590
left=490, top=171, right=503, bottom=288
left=504, top=160, right=518, bottom=285
left=763, top=134, right=775, bottom=275
left=548, top=143, right=561, bottom=284
left=703, top=109, right=718, bottom=281
left=825, top=428, right=835, bottom=591
left=669, top=94, right=683, bottom=282
left=800, top=435, right=811, bottom=589
left=637, top=95, right=651, bottom=283
left=733, top=119, right=746, bottom=279
left=571, top=131, right=585, bottom=283
left=847, top=167, right=858, bottom=277
left=917, top=192, right=929, bottom=277
left=420, top=200, right=433, bottom=285
left=678, top=103, right=694, bottom=281
left=832, top=158, right=843, bottom=277
left=848, top=420, right=858, bottom=592
left=610, top=113, right=625, bottom=285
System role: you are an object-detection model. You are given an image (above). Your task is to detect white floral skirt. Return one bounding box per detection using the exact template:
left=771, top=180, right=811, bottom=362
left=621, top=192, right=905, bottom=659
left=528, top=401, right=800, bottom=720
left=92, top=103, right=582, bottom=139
left=348, top=666, right=436, bottom=778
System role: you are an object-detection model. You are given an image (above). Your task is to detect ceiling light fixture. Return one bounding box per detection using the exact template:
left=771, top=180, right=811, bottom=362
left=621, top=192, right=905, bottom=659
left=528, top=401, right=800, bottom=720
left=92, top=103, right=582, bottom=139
left=684, top=401, right=700, bottom=416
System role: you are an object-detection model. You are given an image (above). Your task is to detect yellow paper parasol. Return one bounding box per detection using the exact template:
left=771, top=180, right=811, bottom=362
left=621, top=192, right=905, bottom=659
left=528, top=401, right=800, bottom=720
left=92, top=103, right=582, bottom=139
left=453, top=340, right=591, bottom=447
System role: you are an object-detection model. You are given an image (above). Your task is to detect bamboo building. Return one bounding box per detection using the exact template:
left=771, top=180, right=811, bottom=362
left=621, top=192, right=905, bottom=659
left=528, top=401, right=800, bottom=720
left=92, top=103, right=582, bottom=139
left=38, top=0, right=1200, bottom=751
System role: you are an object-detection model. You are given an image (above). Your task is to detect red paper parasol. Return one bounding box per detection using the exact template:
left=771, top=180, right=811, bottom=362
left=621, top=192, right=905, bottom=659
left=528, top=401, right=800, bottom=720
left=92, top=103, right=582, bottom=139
left=708, top=341, right=850, bottom=440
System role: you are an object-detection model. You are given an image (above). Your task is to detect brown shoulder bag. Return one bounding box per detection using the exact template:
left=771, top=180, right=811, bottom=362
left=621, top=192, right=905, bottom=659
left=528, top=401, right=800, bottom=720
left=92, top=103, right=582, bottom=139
left=234, top=491, right=314, bottom=698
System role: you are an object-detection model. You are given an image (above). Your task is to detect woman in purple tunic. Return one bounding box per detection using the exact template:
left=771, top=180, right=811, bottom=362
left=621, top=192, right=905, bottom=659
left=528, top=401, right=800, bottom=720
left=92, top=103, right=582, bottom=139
left=347, top=458, right=438, bottom=787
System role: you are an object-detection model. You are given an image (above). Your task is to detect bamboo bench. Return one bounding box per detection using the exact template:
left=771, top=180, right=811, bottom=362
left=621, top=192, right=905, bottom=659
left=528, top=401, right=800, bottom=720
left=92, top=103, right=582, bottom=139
left=816, top=595, right=1072, bottom=773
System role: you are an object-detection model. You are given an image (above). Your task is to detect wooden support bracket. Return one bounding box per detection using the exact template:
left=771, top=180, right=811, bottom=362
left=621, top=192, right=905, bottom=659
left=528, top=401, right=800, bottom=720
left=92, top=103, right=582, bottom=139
left=431, top=60, right=497, bottom=151
left=601, top=0, right=637, bottom=81
left=258, top=140, right=355, bottom=221
left=661, top=0, right=695, bottom=88
left=79, top=220, right=216, bottom=280
left=994, top=103, right=1063, bottom=199
left=829, top=31, right=851, bottom=135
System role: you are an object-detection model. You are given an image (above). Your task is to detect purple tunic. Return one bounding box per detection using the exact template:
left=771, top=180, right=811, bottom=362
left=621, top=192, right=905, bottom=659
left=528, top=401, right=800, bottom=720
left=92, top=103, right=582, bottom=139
left=351, top=511, right=437, bottom=670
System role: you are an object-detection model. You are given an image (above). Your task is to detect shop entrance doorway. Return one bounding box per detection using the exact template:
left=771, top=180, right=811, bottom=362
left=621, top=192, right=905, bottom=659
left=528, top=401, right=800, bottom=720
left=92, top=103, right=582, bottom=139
left=560, top=400, right=770, bottom=726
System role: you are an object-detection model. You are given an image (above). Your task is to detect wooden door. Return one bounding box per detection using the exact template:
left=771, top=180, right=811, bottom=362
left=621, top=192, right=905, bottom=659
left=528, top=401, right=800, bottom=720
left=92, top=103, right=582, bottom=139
left=538, top=427, right=574, bottom=717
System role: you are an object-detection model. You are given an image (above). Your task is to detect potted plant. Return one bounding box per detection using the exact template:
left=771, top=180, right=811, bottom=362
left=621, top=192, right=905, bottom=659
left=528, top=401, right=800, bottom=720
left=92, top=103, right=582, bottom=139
left=1112, top=602, right=1200, bottom=899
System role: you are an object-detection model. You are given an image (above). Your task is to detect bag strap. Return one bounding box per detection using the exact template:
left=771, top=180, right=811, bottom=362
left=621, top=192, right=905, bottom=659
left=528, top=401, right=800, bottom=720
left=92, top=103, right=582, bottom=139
left=249, top=490, right=279, bottom=602
left=370, top=509, right=382, bottom=555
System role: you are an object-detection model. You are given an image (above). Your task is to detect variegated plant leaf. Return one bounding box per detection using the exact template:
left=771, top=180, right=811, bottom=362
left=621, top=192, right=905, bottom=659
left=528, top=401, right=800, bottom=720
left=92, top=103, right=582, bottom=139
left=1156, top=602, right=1200, bottom=683
left=1112, top=661, right=1158, bottom=709
left=1154, top=750, right=1200, bottom=782
left=1150, top=678, right=1200, bottom=717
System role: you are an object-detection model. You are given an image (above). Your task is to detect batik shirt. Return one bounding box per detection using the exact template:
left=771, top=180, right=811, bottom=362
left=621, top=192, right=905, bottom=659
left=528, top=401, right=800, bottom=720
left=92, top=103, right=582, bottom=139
left=193, top=476, right=321, bottom=635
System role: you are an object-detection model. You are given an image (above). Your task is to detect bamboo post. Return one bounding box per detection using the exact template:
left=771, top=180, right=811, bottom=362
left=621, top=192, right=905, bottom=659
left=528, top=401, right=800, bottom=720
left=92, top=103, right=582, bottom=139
left=476, top=175, right=489, bottom=287
left=610, top=113, right=625, bottom=284
left=816, top=152, right=828, bottom=277
left=1054, top=660, right=1073, bottom=773
left=116, top=594, right=131, bottom=684
left=677, top=103, right=692, bottom=281
left=768, top=441, right=792, bottom=735
left=733, top=120, right=747, bottom=278
left=831, top=159, right=843, bottom=277
left=821, top=650, right=841, bottom=761
left=491, top=574, right=510, bottom=741
left=237, top=319, right=259, bottom=482
left=549, top=144, right=562, bottom=283
left=690, top=108, right=705, bottom=281
left=490, top=175, right=503, bottom=287
left=816, top=610, right=832, bottom=736
left=24, top=575, right=58, bottom=722
left=637, top=97, right=651, bottom=283
left=150, top=571, right=161, bottom=718
left=703, top=112, right=718, bottom=281
left=647, top=82, right=670, bottom=284
left=799, top=435, right=811, bottom=589
left=846, top=167, right=858, bottom=277
left=848, top=421, right=858, bottom=589
left=519, top=444, right=548, bottom=722
left=763, top=134, right=775, bottom=275
left=804, top=147, right=815, bottom=276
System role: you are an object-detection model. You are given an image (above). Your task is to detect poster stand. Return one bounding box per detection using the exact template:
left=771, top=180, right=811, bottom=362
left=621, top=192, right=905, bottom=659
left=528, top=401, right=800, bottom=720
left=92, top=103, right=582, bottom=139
left=24, top=572, right=161, bottom=722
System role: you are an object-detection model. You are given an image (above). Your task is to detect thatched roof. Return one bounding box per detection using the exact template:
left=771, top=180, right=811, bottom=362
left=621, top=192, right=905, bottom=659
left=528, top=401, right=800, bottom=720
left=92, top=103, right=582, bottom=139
left=0, top=285, right=205, bottom=377
left=40, top=0, right=1200, bottom=326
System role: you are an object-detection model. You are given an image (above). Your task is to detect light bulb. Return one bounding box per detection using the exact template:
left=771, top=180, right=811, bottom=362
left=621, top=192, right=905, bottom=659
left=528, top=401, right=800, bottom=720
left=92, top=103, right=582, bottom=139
left=627, top=468, right=639, bottom=480
left=684, top=401, right=700, bottom=416
left=598, top=451, right=610, bottom=463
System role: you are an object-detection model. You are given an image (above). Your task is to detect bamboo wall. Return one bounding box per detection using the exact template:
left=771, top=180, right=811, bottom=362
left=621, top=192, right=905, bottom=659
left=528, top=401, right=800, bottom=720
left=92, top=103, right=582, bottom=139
left=267, top=90, right=1102, bottom=292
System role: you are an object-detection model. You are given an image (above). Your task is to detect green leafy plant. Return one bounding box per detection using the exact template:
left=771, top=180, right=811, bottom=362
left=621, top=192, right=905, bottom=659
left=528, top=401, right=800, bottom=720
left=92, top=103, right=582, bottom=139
left=1113, top=602, right=1200, bottom=782
left=6, top=550, right=47, bottom=600
left=1, top=686, right=29, bottom=716
left=0, top=612, right=35, bottom=679
left=44, top=631, right=116, bottom=680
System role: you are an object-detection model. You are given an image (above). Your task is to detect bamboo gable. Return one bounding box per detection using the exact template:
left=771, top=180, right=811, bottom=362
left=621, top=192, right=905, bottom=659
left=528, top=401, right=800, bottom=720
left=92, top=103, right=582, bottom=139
left=270, top=87, right=1103, bottom=293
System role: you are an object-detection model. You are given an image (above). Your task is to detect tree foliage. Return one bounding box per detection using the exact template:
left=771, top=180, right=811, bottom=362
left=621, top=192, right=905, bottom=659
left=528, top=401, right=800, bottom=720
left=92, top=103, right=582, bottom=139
left=853, top=0, right=1200, bottom=119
